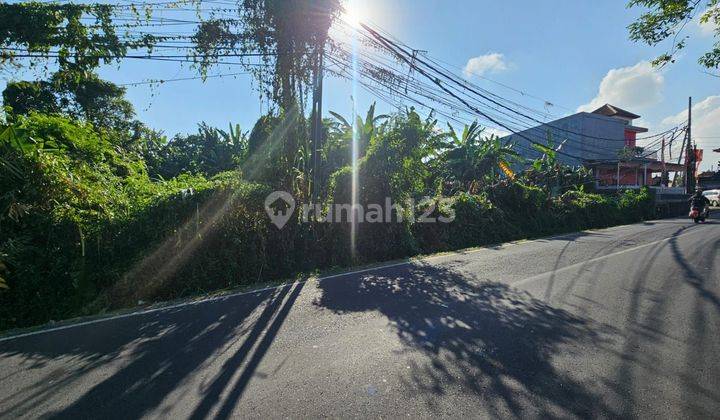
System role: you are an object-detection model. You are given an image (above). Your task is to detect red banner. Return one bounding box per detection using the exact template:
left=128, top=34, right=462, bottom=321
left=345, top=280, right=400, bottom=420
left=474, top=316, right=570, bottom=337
left=695, top=149, right=703, bottom=173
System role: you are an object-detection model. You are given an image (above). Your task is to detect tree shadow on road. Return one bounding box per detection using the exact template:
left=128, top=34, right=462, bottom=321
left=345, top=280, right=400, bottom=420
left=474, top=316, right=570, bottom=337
left=313, top=261, right=615, bottom=418
left=597, top=224, right=720, bottom=419
left=0, top=282, right=303, bottom=419
left=670, top=233, right=720, bottom=313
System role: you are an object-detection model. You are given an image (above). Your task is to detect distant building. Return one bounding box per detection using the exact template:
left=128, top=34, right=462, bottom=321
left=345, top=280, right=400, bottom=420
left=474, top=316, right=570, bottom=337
left=501, top=103, right=684, bottom=190
left=698, top=170, right=720, bottom=189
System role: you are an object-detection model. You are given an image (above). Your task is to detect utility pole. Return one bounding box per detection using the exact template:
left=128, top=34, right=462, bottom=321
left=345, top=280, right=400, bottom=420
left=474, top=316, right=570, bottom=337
left=673, top=127, right=687, bottom=187
left=661, top=136, right=667, bottom=187
left=686, top=97, right=693, bottom=192
left=310, top=47, right=324, bottom=203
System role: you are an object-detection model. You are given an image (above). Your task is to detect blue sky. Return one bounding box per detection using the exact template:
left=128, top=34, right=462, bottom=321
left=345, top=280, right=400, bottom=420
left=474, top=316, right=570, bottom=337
left=3, top=0, right=719, bottom=169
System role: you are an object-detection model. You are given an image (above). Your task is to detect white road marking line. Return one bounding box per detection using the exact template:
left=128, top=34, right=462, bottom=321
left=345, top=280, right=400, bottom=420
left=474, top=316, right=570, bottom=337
left=0, top=219, right=698, bottom=343
left=511, top=229, right=698, bottom=287
left=0, top=257, right=429, bottom=343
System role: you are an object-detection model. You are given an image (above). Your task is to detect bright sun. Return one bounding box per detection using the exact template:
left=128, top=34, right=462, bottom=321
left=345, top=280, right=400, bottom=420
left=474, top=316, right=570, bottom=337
left=341, top=1, right=363, bottom=28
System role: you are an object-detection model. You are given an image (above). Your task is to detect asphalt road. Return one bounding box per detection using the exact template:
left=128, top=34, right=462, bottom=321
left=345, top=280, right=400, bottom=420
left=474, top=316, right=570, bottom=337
left=1, top=217, right=719, bottom=419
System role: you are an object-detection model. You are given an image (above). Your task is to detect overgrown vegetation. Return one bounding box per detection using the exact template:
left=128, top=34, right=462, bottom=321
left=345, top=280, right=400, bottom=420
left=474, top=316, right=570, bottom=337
left=0, top=0, right=660, bottom=332
left=0, top=100, right=656, bottom=331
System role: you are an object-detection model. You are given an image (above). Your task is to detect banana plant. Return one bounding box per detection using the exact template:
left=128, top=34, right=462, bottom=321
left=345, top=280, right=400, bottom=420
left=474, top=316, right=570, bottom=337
left=442, top=121, right=519, bottom=192
left=329, top=102, right=388, bottom=158
left=221, top=123, right=244, bottom=147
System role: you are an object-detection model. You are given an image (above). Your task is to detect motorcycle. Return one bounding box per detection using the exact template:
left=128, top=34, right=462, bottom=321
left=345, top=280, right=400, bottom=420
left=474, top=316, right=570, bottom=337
left=689, top=206, right=709, bottom=223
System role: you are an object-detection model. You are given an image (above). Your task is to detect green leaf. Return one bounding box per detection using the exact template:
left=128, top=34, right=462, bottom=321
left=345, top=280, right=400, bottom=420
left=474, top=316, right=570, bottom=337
left=329, top=111, right=351, bottom=129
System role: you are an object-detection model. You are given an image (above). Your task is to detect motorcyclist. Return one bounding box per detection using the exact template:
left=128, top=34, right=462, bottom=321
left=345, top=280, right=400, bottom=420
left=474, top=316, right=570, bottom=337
left=689, top=189, right=711, bottom=217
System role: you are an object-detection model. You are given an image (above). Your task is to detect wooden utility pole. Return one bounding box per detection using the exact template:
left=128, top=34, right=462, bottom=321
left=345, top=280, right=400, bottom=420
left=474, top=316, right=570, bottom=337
left=686, top=97, right=694, bottom=194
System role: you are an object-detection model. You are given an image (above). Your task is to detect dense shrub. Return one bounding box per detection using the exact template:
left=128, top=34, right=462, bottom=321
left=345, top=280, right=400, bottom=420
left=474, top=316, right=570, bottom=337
left=0, top=115, right=138, bottom=328
left=0, top=112, right=660, bottom=332
left=326, top=110, right=434, bottom=263
left=413, top=186, right=654, bottom=257
left=0, top=115, right=231, bottom=329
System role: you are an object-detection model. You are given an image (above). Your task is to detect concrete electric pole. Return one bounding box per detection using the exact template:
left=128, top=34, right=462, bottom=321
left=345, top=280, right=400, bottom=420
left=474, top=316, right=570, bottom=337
left=310, top=48, right=324, bottom=202
left=686, top=97, right=694, bottom=194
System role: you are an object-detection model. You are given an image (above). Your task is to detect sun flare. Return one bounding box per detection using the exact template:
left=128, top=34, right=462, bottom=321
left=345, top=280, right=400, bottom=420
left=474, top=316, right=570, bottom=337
left=341, top=1, right=363, bottom=28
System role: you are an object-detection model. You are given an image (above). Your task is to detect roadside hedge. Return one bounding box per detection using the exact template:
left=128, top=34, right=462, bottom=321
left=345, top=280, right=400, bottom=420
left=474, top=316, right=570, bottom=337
left=0, top=114, right=657, bottom=331
left=0, top=174, right=656, bottom=332
left=414, top=185, right=654, bottom=254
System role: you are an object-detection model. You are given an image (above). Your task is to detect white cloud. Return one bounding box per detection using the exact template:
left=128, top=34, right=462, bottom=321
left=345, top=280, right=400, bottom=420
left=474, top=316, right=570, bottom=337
left=698, top=18, right=716, bottom=36
left=577, top=61, right=664, bottom=113
left=660, top=95, right=720, bottom=171
left=463, top=53, right=508, bottom=77
left=482, top=127, right=510, bottom=138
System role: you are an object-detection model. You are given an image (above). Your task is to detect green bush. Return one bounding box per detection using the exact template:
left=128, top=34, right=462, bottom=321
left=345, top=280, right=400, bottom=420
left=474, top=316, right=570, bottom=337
left=0, top=112, right=662, bottom=332
left=413, top=187, right=655, bottom=257
left=0, top=115, right=243, bottom=329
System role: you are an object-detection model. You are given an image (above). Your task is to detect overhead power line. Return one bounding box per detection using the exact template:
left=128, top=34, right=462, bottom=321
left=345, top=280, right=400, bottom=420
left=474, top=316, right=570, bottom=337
left=357, top=24, right=616, bottom=163
left=328, top=19, right=686, bottom=162
left=325, top=19, right=686, bottom=162
left=3, top=3, right=692, bottom=165
left=118, top=70, right=250, bottom=86
left=330, top=21, right=687, bottom=164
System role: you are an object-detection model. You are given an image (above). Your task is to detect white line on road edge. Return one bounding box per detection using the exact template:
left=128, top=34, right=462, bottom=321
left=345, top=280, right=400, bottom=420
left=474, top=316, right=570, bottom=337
left=0, top=261, right=421, bottom=343
left=511, top=228, right=698, bottom=287
left=0, top=219, right=698, bottom=343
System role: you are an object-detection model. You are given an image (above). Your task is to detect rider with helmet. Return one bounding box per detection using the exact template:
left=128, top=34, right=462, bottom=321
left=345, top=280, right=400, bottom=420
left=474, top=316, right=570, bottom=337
left=689, top=189, right=711, bottom=218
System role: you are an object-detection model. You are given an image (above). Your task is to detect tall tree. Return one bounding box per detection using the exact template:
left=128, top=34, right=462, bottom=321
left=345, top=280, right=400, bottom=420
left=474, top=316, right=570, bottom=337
left=3, top=73, right=136, bottom=134
left=192, top=0, right=342, bottom=188
left=2, top=81, right=58, bottom=115
left=192, top=0, right=341, bottom=109
left=147, top=123, right=248, bottom=179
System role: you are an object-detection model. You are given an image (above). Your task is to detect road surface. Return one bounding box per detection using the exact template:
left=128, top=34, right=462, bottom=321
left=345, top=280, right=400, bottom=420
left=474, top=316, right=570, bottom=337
left=1, top=217, right=719, bottom=419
